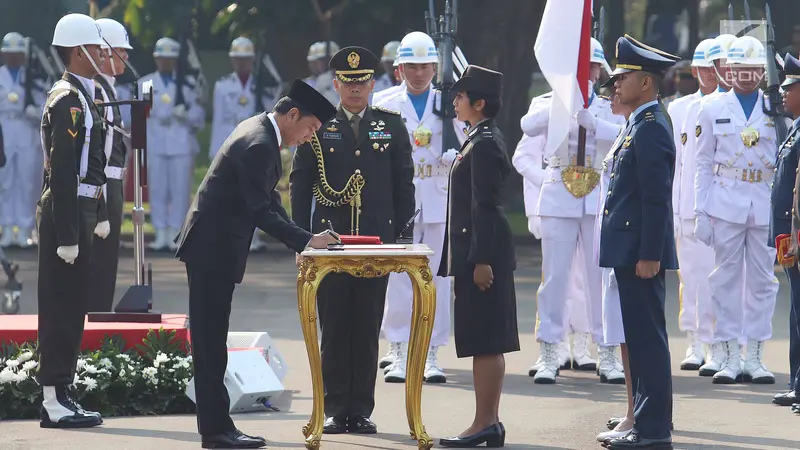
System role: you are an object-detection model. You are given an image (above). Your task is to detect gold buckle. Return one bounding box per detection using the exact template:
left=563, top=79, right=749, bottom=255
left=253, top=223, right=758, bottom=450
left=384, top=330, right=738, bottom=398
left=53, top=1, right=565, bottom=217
left=416, top=164, right=432, bottom=179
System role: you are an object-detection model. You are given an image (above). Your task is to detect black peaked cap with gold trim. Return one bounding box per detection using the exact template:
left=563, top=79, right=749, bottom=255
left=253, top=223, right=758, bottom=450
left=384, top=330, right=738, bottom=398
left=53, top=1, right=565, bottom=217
left=329, top=46, right=378, bottom=83
left=782, top=53, right=800, bottom=89
left=609, top=34, right=680, bottom=77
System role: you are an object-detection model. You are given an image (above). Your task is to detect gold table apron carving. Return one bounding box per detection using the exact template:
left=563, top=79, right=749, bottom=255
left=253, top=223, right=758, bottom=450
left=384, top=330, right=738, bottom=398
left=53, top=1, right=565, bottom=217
left=297, top=244, right=437, bottom=450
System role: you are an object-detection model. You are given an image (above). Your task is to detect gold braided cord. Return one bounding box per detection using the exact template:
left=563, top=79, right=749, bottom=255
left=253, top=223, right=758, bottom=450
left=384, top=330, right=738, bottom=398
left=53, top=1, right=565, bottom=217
left=310, top=132, right=365, bottom=208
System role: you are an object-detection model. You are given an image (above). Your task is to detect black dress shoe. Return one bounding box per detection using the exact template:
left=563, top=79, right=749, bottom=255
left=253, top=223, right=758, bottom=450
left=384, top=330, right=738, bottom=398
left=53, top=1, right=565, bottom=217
left=773, top=391, right=797, bottom=406
left=440, top=423, right=504, bottom=448
left=348, top=415, right=377, bottom=434
left=791, top=403, right=800, bottom=413
left=201, top=430, right=266, bottom=449
left=323, top=417, right=348, bottom=434
left=602, top=431, right=672, bottom=449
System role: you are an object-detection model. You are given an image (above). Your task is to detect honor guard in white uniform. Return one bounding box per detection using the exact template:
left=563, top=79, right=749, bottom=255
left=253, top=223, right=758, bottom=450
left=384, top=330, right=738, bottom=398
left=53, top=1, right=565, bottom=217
left=209, top=37, right=280, bottom=252
left=512, top=98, right=597, bottom=374
left=520, top=38, right=626, bottom=384
left=304, top=41, right=340, bottom=106
left=694, top=35, right=783, bottom=385
left=373, top=50, right=405, bottom=103
left=373, top=41, right=401, bottom=95
left=376, top=31, right=467, bottom=383
left=138, top=37, right=206, bottom=251
left=0, top=32, right=45, bottom=248
left=668, top=38, right=719, bottom=371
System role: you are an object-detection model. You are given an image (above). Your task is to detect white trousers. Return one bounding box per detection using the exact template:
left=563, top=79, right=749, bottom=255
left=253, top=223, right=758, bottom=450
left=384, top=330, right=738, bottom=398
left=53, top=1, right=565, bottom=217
left=677, top=220, right=716, bottom=344
left=0, top=149, right=40, bottom=229
left=536, top=216, right=603, bottom=344
left=601, top=268, right=625, bottom=345
left=148, top=154, right=193, bottom=230
left=383, top=222, right=451, bottom=347
left=710, top=213, right=779, bottom=342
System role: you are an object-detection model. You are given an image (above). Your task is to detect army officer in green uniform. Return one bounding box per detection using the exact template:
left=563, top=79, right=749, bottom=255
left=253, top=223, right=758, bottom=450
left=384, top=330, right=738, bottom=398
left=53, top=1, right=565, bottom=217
left=290, top=46, right=415, bottom=435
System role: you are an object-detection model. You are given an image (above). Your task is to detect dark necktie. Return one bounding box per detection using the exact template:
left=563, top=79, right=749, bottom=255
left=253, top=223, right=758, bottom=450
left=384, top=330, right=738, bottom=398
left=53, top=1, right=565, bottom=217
left=350, top=113, right=361, bottom=136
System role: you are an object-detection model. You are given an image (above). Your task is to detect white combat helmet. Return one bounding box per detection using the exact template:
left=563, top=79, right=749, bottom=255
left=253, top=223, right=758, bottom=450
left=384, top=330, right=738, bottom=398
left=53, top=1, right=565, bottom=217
left=96, top=18, right=133, bottom=50
left=691, top=38, right=716, bottom=67
left=229, top=36, right=254, bottom=58
left=590, top=37, right=611, bottom=74
left=707, top=34, right=737, bottom=63
left=153, top=37, right=180, bottom=58
left=727, top=35, right=767, bottom=66
left=397, top=31, right=438, bottom=65
left=307, top=41, right=339, bottom=61
left=1, top=32, right=26, bottom=53
left=381, top=41, right=401, bottom=63
left=52, top=13, right=104, bottom=48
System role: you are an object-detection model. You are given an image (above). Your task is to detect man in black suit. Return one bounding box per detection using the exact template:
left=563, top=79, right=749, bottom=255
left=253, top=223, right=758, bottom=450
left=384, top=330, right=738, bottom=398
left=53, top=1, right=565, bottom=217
left=598, top=35, right=679, bottom=450
left=290, top=46, right=415, bottom=435
left=174, top=79, right=339, bottom=449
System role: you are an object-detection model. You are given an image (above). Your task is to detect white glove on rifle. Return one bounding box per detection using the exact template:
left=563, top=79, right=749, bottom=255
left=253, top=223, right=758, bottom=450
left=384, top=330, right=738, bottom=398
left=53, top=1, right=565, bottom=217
left=172, top=104, right=187, bottom=120
left=94, top=220, right=110, bottom=239
left=576, top=109, right=597, bottom=132
left=24, top=104, right=40, bottom=121
left=694, top=214, right=713, bottom=247
left=440, top=148, right=459, bottom=166
left=57, top=245, right=79, bottom=265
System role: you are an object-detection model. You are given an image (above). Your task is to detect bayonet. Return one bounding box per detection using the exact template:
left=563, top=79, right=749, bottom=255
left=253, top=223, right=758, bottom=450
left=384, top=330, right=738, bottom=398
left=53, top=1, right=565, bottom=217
left=743, top=0, right=751, bottom=21
left=762, top=1, right=788, bottom=145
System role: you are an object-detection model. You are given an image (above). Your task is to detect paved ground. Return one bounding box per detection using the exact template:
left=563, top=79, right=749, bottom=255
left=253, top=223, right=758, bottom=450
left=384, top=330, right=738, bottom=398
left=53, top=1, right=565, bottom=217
left=0, top=244, right=798, bottom=449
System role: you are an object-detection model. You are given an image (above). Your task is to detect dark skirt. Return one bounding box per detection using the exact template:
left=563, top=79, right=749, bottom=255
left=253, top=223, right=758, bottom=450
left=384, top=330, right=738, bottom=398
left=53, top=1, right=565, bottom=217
left=453, top=270, right=520, bottom=358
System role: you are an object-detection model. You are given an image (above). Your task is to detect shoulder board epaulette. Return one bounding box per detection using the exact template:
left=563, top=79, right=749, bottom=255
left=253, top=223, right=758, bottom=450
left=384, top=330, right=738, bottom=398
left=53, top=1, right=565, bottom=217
left=480, top=126, right=493, bottom=137
left=597, top=95, right=610, bottom=101
left=48, top=89, right=74, bottom=108
left=371, top=105, right=400, bottom=115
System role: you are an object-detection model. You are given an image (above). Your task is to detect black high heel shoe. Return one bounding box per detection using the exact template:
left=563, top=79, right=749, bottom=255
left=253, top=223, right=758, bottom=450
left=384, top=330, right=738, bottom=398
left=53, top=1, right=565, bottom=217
left=439, top=423, right=504, bottom=448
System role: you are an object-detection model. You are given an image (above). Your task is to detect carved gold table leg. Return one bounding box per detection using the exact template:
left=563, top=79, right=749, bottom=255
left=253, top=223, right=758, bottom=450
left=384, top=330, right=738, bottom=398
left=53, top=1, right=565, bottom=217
left=405, top=258, right=436, bottom=450
left=297, top=258, right=329, bottom=449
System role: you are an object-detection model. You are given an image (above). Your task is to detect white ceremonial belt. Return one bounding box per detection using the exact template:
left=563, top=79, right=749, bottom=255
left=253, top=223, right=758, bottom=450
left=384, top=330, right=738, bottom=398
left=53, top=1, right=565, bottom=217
left=105, top=166, right=124, bottom=180
left=78, top=183, right=103, bottom=199
left=713, top=163, right=773, bottom=183
left=547, top=155, right=594, bottom=168
left=415, top=163, right=450, bottom=179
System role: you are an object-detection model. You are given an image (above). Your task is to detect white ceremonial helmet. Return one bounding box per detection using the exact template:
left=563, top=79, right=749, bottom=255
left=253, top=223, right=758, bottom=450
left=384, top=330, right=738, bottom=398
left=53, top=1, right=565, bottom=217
left=307, top=41, right=339, bottom=61
left=52, top=13, right=105, bottom=48
left=96, top=18, right=133, bottom=50
left=307, top=42, right=322, bottom=61
left=691, top=38, right=716, bottom=67
left=707, top=34, right=737, bottom=63
left=727, top=35, right=767, bottom=66
left=590, top=37, right=612, bottom=74
left=397, top=31, right=439, bottom=65
left=381, top=41, right=401, bottom=63
left=1, top=32, right=26, bottom=53
left=229, top=36, right=255, bottom=58
left=153, top=37, right=180, bottom=58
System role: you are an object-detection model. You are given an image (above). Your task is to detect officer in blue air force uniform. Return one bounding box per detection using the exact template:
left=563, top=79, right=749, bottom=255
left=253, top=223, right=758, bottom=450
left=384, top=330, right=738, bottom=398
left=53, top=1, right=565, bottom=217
left=770, top=53, right=800, bottom=410
left=598, top=35, right=679, bottom=449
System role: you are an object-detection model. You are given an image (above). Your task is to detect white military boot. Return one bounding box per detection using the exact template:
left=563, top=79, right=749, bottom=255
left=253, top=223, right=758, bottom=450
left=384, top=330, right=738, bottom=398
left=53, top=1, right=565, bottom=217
left=379, top=342, right=399, bottom=370
left=742, top=340, right=775, bottom=384
left=423, top=346, right=446, bottom=383
left=167, top=228, right=179, bottom=251
left=597, top=345, right=625, bottom=384
left=712, top=340, right=742, bottom=384
left=570, top=333, right=597, bottom=371
left=528, top=340, right=569, bottom=376
left=680, top=331, right=705, bottom=370
left=0, top=227, right=14, bottom=248
left=16, top=228, right=31, bottom=248
left=149, top=228, right=168, bottom=251
left=699, top=342, right=726, bottom=376
left=533, top=342, right=559, bottom=384
left=40, top=385, right=103, bottom=428
left=384, top=342, right=407, bottom=383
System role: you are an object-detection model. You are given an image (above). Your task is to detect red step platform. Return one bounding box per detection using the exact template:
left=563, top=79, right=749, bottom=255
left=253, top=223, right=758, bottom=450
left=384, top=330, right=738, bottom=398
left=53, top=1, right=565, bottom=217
left=0, top=314, right=190, bottom=351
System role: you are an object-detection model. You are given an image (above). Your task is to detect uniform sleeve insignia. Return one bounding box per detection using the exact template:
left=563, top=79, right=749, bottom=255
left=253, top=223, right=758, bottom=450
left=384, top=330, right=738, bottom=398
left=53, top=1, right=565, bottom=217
left=695, top=125, right=702, bottom=137
left=371, top=106, right=400, bottom=115
left=69, top=107, right=82, bottom=127
left=680, top=133, right=687, bottom=145
left=67, top=129, right=79, bottom=138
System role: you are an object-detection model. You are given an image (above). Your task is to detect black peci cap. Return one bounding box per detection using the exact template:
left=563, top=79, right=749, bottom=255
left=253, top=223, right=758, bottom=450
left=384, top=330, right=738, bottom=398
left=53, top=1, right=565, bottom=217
left=287, top=79, right=337, bottom=122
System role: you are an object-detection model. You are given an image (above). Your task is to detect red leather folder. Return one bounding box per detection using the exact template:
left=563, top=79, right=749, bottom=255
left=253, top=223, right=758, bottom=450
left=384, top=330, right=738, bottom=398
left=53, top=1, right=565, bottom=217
left=338, top=235, right=383, bottom=245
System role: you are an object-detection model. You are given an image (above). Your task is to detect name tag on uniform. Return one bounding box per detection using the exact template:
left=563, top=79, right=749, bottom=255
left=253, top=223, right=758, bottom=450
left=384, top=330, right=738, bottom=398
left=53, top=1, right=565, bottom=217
left=369, top=131, right=392, bottom=140
left=323, top=132, right=342, bottom=140
left=715, top=118, right=731, bottom=124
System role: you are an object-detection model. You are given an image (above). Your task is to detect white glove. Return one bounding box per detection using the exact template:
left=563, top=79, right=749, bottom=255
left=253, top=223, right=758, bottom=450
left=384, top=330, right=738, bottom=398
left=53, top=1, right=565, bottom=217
left=528, top=216, right=542, bottom=240
left=57, top=245, right=79, bottom=265
left=24, top=104, right=39, bottom=121
left=673, top=215, right=681, bottom=238
left=94, top=220, right=111, bottom=239
left=440, top=148, right=459, bottom=166
left=172, top=104, right=187, bottom=120
left=694, top=214, right=713, bottom=247
left=576, top=109, right=597, bottom=132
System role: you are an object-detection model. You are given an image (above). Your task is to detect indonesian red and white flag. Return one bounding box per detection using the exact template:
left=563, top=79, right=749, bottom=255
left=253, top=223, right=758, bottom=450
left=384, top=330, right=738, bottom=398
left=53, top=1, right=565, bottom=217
left=534, top=0, right=594, bottom=155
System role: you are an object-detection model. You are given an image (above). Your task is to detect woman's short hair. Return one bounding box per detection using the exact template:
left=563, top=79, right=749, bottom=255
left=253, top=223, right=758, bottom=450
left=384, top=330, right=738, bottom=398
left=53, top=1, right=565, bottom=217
left=465, top=91, right=503, bottom=118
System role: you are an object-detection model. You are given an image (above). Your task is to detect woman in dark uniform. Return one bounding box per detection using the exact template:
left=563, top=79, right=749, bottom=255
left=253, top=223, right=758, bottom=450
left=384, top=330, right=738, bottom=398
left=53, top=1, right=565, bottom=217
left=438, top=65, right=519, bottom=448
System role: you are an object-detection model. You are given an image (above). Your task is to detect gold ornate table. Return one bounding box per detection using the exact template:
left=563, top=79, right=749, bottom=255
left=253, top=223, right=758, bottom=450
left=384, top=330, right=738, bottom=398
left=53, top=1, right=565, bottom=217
left=296, top=244, right=437, bottom=449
